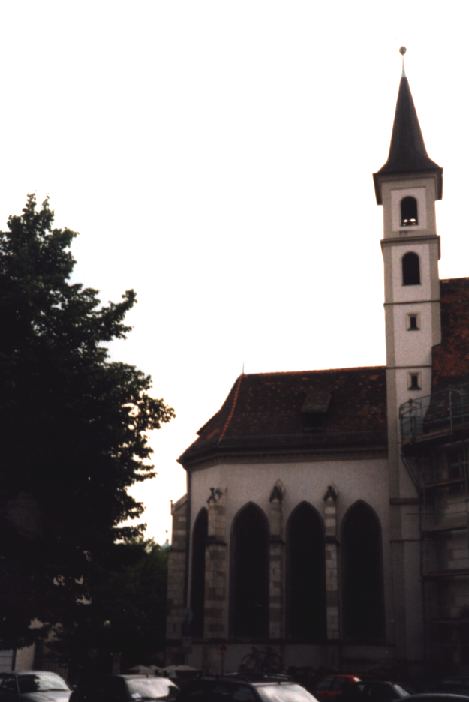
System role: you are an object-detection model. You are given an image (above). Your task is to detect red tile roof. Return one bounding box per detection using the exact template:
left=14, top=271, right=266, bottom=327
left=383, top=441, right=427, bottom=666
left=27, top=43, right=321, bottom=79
left=180, top=278, right=469, bottom=467
left=179, top=367, right=387, bottom=467
left=432, top=277, right=469, bottom=387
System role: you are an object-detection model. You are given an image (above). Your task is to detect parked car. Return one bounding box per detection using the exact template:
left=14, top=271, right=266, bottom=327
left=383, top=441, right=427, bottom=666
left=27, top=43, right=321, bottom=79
left=0, top=671, right=71, bottom=702
left=400, top=695, right=469, bottom=702
left=159, top=666, right=201, bottom=689
left=435, top=681, right=469, bottom=697
left=315, top=675, right=361, bottom=701
left=176, top=675, right=319, bottom=702
left=342, top=681, right=412, bottom=702
left=69, top=674, right=177, bottom=702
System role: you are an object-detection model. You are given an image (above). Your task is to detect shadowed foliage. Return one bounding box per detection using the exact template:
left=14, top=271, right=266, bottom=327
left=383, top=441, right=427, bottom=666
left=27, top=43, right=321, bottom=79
left=51, top=540, right=169, bottom=676
left=0, top=196, right=174, bottom=649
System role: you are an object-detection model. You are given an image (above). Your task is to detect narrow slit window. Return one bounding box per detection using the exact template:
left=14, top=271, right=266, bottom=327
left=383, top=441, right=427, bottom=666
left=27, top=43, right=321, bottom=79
left=401, top=196, right=418, bottom=227
left=402, top=252, right=421, bottom=285
left=407, top=313, right=419, bottom=331
left=408, top=372, right=421, bottom=391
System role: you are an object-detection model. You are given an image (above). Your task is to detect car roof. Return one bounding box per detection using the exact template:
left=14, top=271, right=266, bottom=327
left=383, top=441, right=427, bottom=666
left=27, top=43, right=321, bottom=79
left=359, top=681, right=401, bottom=685
left=402, top=695, right=469, bottom=701
left=185, top=676, right=293, bottom=686
left=75, top=674, right=175, bottom=684
left=0, top=671, right=62, bottom=676
left=78, top=674, right=172, bottom=680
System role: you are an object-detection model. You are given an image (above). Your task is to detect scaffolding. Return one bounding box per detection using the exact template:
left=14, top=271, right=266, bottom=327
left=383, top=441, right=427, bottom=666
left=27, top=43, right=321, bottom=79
left=400, top=383, right=469, bottom=445
left=400, top=384, right=469, bottom=671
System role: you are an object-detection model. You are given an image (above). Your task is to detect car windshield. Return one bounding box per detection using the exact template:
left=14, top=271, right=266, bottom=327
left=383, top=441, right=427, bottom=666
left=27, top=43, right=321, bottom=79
left=256, top=684, right=318, bottom=702
left=127, top=678, right=176, bottom=700
left=18, top=673, right=70, bottom=693
left=394, top=685, right=410, bottom=697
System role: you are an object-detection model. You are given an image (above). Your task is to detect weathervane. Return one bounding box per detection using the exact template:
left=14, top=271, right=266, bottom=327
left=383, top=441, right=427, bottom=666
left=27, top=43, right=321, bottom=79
left=399, top=46, right=407, bottom=77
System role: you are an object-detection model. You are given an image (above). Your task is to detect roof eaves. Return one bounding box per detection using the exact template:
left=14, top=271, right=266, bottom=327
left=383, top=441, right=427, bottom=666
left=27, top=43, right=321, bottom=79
left=181, top=430, right=388, bottom=468
left=218, top=373, right=244, bottom=443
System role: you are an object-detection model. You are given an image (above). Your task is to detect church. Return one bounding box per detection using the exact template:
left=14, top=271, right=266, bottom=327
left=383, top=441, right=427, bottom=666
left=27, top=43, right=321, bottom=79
left=166, top=61, right=469, bottom=676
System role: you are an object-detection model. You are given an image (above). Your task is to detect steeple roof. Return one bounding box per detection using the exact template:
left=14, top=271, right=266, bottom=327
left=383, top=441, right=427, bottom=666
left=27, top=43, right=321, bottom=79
left=374, top=75, right=443, bottom=203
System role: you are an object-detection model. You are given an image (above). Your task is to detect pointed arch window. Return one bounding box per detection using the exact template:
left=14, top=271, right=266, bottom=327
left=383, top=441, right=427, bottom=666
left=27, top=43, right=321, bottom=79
left=286, top=502, right=326, bottom=641
left=190, top=508, right=208, bottom=638
left=402, top=252, right=420, bottom=286
left=230, top=503, right=269, bottom=639
left=401, top=196, right=418, bottom=227
left=342, top=501, right=385, bottom=642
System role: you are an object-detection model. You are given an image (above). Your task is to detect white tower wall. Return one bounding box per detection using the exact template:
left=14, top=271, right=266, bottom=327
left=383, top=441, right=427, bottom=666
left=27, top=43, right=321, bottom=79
left=378, top=171, right=441, bottom=664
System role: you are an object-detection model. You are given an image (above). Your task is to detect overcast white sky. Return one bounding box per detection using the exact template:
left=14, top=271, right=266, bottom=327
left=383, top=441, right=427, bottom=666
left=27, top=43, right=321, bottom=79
left=1, top=1, right=468, bottom=543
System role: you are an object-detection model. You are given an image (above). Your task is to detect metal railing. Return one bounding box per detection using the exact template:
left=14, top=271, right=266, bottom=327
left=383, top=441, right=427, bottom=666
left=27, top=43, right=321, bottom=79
left=400, top=383, right=469, bottom=443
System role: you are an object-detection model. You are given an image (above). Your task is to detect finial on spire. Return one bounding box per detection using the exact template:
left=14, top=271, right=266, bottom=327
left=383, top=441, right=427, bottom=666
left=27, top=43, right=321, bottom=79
left=399, top=46, right=407, bottom=77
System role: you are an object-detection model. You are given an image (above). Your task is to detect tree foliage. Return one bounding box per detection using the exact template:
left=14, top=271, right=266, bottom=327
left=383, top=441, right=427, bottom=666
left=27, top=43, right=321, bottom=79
left=0, top=196, right=174, bottom=648
left=55, top=540, right=169, bottom=676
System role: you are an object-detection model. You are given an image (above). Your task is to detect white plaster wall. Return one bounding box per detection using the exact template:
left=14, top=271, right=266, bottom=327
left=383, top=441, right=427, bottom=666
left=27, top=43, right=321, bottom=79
left=0, top=645, right=36, bottom=673
left=391, top=187, right=427, bottom=232
left=191, top=457, right=389, bottom=534
left=0, top=650, right=14, bottom=672
left=390, top=243, right=432, bottom=302
left=14, top=644, right=35, bottom=670
left=388, top=364, right=431, bottom=499
left=394, top=368, right=432, bottom=411
left=381, top=176, right=437, bottom=238
left=189, top=455, right=392, bottom=639
left=403, top=538, right=424, bottom=660
left=392, top=304, right=433, bottom=367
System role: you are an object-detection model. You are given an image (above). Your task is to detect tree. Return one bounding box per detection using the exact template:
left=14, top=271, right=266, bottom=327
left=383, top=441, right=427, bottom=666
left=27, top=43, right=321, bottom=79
left=53, top=539, right=169, bottom=676
left=0, top=196, right=174, bottom=649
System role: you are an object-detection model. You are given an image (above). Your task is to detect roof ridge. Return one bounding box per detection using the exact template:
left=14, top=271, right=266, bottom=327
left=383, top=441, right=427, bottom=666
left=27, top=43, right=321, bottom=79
left=243, top=365, right=386, bottom=378
left=218, top=373, right=244, bottom=443
left=441, top=276, right=469, bottom=283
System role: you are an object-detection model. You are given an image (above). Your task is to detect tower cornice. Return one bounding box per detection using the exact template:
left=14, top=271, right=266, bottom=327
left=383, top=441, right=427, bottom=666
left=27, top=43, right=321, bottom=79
left=380, top=233, right=440, bottom=249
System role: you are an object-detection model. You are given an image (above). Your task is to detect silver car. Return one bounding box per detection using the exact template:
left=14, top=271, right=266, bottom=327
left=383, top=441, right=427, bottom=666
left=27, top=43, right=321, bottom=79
left=0, top=671, right=71, bottom=702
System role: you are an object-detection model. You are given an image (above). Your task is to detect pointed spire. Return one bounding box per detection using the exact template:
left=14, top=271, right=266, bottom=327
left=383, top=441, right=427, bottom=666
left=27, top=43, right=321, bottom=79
left=374, top=52, right=443, bottom=203
left=379, top=75, right=441, bottom=176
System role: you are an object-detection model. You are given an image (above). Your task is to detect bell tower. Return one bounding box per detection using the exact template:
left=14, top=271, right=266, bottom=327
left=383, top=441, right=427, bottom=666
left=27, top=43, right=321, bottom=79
left=374, top=53, right=443, bottom=429
left=374, top=49, right=443, bottom=663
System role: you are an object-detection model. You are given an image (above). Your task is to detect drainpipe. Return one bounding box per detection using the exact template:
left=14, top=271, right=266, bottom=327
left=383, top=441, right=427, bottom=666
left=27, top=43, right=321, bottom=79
left=184, top=468, right=192, bottom=617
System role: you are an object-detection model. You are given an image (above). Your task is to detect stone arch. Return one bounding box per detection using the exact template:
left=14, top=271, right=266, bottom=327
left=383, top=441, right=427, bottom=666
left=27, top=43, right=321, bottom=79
left=230, top=502, right=269, bottom=639
left=286, top=501, right=326, bottom=641
left=341, top=500, right=385, bottom=641
left=190, top=507, right=208, bottom=637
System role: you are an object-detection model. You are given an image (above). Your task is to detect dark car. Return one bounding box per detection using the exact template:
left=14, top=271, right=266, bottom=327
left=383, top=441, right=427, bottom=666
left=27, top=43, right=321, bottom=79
left=342, top=681, right=411, bottom=702
left=177, top=675, right=319, bottom=702
left=0, top=671, right=71, bottom=702
left=315, top=676, right=361, bottom=701
left=435, top=681, right=469, bottom=697
left=401, top=695, right=469, bottom=702
left=69, top=674, right=177, bottom=702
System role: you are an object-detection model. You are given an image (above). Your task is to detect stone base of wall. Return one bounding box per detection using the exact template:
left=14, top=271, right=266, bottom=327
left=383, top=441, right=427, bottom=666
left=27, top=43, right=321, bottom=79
left=184, top=642, right=398, bottom=676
